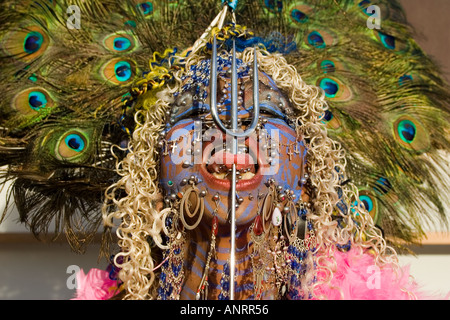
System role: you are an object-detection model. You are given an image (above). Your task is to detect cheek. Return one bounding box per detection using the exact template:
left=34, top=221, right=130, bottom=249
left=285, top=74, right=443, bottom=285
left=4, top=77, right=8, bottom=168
left=159, top=121, right=197, bottom=193
left=261, top=120, right=307, bottom=198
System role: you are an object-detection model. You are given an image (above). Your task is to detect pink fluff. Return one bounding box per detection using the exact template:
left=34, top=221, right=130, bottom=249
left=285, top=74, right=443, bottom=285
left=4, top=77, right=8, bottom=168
left=72, top=250, right=447, bottom=300
left=71, top=268, right=119, bottom=300
left=313, top=248, right=447, bottom=300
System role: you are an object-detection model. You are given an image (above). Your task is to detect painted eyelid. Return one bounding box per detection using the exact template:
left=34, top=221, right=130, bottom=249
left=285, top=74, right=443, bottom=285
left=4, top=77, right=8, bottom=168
left=258, top=103, right=286, bottom=119
left=264, top=118, right=298, bottom=137
left=171, top=104, right=211, bottom=122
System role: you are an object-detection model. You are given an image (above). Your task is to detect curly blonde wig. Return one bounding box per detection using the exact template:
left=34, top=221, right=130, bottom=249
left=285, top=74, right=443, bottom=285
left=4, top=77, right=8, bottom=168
left=103, top=45, right=402, bottom=300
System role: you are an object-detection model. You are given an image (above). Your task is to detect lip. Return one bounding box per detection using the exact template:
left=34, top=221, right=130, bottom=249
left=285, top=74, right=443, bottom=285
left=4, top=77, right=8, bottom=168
left=199, top=136, right=265, bottom=191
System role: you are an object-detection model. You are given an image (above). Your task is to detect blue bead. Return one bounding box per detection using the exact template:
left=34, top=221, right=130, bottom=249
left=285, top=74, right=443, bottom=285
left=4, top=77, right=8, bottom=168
left=222, top=281, right=229, bottom=291
left=223, top=262, right=230, bottom=274
left=172, top=264, right=180, bottom=276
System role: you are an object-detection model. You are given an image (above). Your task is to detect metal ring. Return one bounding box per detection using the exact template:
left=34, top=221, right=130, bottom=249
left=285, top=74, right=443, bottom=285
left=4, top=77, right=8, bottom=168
left=179, top=187, right=204, bottom=230
left=261, top=191, right=274, bottom=233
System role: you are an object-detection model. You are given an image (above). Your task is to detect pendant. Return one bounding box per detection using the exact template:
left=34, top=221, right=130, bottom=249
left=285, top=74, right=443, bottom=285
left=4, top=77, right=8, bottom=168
left=272, top=207, right=282, bottom=227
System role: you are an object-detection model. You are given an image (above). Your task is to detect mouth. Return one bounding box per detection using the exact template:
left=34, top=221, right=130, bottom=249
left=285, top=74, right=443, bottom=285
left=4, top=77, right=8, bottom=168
left=199, top=137, right=264, bottom=191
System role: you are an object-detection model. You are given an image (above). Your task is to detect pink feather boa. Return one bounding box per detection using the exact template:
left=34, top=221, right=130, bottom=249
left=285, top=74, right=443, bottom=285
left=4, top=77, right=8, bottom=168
left=71, top=268, right=120, bottom=300
left=72, top=249, right=447, bottom=300
left=313, top=248, right=446, bottom=300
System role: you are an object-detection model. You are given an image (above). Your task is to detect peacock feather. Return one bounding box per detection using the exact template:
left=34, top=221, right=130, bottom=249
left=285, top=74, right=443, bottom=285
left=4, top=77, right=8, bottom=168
left=0, top=0, right=449, bottom=253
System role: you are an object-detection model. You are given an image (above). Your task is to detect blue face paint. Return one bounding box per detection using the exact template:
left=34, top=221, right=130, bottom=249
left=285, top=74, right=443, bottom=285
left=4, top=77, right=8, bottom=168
left=161, top=61, right=306, bottom=230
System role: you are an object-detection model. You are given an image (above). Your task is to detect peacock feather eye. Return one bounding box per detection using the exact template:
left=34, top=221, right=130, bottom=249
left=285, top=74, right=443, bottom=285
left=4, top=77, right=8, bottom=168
left=114, top=37, right=131, bottom=51
left=375, top=31, right=409, bottom=52
left=352, top=190, right=378, bottom=223
left=355, top=0, right=391, bottom=19
left=322, top=109, right=333, bottom=122
left=288, top=3, right=313, bottom=26
left=291, top=9, right=308, bottom=23
left=28, top=91, right=48, bottom=111
left=359, top=195, right=374, bottom=212
left=2, top=25, right=50, bottom=62
left=24, top=31, right=44, bottom=54
left=306, top=29, right=335, bottom=49
left=397, top=119, right=417, bottom=143
left=101, top=58, right=136, bottom=85
left=65, top=133, right=86, bottom=152
left=307, top=31, right=325, bottom=48
left=12, top=87, right=54, bottom=115
left=28, top=74, right=38, bottom=83
left=357, top=0, right=372, bottom=15
left=137, top=1, right=153, bottom=15
left=114, top=61, right=132, bottom=82
left=263, top=0, right=283, bottom=13
left=377, top=31, right=395, bottom=50
left=319, top=78, right=338, bottom=98
left=57, top=131, right=88, bottom=160
left=103, top=33, right=137, bottom=53
left=318, top=58, right=344, bottom=74
left=320, top=60, right=335, bottom=73
left=317, top=76, right=352, bottom=101
left=393, top=116, right=430, bottom=152
left=320, top=109, right=341, bottom=129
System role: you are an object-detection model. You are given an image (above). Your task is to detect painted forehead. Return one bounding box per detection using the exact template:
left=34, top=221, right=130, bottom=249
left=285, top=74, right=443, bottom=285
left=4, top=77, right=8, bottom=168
left=168, top=54, right=294, bottom=126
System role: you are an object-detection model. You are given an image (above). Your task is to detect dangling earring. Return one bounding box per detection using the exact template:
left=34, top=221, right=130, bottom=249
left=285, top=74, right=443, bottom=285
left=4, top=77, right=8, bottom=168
left=196, top=197, right=220, bottom=300
left=250, top=194, right=266, bottom=300
left=261, top=184, right=276, bottom=233
left=179, top=183, right=205, bottom=230
left=158, top=209, right=186, bottom=300
left=284, top=201, right=317, bottom=300
left=218, top=258, right=231, bottom=300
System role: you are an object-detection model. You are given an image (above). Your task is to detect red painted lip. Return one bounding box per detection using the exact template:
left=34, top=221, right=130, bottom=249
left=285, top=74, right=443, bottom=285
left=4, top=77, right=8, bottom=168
left=199, top=137, right=265, bottom=191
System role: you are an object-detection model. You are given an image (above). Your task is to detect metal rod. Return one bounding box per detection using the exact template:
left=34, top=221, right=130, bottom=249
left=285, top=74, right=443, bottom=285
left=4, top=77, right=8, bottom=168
left=228, top=39, right=238, bottom=301
left=209, top=35, right=260, bottom=300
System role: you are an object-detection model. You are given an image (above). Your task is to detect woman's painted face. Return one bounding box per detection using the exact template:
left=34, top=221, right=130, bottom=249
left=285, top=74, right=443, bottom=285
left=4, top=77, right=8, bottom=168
left=160, top=57, right=307, bottom=228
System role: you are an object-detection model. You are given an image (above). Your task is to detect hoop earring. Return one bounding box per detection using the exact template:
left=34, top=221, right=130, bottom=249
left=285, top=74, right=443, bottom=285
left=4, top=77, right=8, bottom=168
left=284, top=198, right=299, bottom=244
left=261, top=187, right=274, bottom=233
left=179, top=184, right=204, bottom=230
